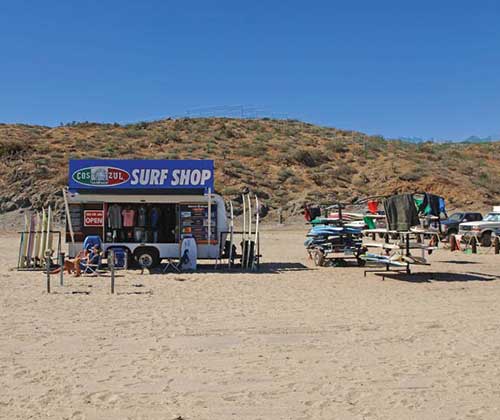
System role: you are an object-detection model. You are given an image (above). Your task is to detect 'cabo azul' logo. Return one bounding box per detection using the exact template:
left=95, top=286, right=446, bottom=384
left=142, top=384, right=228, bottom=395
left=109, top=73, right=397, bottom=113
left=72, top=166, right=130, bottom=187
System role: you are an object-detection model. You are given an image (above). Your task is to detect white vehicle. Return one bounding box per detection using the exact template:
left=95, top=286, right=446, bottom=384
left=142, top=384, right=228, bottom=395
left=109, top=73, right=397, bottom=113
left=459, top=211, right=500, bottom=247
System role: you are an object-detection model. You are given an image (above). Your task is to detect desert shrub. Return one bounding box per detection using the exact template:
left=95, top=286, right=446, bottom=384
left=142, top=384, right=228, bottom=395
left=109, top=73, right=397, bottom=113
left=277, top=167, right=295, bottom=182
left=325, top=140, right=349, bottom=154
left=254, top=132, right=273, bottom=143
left=124, top=128, right=143, bottom=138
left=399, top=170, right=424, bottom=182
left=220, top=186, right=241, bottom=196
left=292, top=149, right=327, bottom=167
left=0, top=140, right=30, bottom=157
left=238, top=147, right=261, bottom=157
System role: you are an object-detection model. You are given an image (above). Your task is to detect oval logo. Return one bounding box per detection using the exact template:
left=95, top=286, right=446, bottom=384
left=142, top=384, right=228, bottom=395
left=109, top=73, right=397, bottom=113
left=72, top=166, right=130, bottom=187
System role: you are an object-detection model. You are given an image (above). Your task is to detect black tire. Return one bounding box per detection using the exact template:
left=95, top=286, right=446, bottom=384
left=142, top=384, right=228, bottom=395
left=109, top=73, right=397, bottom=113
left=357, top=257, right=366, bottom=267
left=313, top=249, right=325, bottom=267
left=134, top=248, right=160, bottom=268
left=481, top=231, right=492, bottom=247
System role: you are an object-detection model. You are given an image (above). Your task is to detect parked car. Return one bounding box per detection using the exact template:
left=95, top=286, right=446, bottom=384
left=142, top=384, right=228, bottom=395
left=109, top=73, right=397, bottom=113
left=459, top=211, right=500, bottom=246
left=441, top=212, right=482, bottom=237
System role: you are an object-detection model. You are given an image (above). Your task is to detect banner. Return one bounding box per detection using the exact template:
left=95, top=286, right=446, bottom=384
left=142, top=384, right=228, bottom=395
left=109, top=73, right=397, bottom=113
left=69, top=159, right=214, bottom=191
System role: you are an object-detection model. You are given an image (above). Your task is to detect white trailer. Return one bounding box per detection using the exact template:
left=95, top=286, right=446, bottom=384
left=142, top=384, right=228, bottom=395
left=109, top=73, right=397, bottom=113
left=65, top=159, right=227, bottom=268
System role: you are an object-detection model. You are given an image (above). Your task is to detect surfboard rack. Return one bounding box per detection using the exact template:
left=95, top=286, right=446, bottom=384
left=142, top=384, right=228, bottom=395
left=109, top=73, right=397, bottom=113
left=17, top=230, right=62, bottom=271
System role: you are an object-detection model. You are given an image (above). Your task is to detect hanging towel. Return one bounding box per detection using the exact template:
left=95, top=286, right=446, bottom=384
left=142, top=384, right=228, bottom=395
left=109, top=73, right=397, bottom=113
left=367, top=200, right=378, bottom=214
left=363, top=216, right=376, bottom=230
left=384, top=194, right=419, bottom=231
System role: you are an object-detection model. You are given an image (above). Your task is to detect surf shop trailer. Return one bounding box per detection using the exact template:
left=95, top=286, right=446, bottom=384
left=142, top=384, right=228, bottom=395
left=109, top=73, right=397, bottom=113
left=64, top=159, right=228, bottom=268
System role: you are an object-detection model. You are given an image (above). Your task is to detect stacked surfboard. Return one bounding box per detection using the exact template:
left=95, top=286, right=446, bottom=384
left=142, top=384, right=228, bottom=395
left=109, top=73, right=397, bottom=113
left=17, top=207, right=55, bottom=269
left=226, top=193, right=260, bottom=270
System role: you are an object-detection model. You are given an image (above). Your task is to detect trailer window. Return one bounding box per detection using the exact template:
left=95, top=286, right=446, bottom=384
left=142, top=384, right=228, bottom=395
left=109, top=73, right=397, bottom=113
left=104, top=203, right=178, bottom=243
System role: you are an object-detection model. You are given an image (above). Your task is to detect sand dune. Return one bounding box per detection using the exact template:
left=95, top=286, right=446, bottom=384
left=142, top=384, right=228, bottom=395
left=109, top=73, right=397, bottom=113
left=2, top=229, right=500, bottom=419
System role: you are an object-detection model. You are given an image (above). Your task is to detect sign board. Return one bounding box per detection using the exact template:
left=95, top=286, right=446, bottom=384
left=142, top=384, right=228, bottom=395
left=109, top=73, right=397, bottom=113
left=69, top=159, right=214, bottom=191
left=179, top=204, right=217, bottom=244
left=84, top=210, right=104, bottom=227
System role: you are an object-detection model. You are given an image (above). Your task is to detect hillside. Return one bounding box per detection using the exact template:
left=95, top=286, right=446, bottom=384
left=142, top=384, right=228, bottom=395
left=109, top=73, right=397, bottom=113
left=1, top=118, right=500, bottom=221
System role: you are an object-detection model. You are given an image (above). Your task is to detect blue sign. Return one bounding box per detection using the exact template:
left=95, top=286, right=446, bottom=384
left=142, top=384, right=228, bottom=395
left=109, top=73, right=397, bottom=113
left=68, top=159, right=214, bottom=191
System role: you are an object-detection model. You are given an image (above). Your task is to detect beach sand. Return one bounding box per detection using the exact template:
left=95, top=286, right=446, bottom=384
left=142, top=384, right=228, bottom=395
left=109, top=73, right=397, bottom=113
left=2, top=228, right=500, bottom=419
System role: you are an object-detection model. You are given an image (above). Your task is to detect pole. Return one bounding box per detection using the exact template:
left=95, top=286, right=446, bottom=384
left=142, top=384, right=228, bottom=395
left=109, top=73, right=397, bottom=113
left=62, top=188, right=75, bottom=246
left=207, top=188, right=212, bottom=247
left=46, top=256, right=51, bottom=294
left=59, top=252, right=65, bottom=286
left=109, top=250, right=115, bottom=294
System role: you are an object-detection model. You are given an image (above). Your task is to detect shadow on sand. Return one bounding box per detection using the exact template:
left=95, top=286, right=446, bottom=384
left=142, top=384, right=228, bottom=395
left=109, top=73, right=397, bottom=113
left=374, top=271, right=497, bottom=283
left=148, top=262, right=312, bottom=275
left=436, top=260, right=481, bottom=265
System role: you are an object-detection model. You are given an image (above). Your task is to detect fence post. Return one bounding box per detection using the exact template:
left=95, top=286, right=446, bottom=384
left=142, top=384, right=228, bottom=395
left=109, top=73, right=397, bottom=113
left=46, top=256, right=51, bottom=294
left=494, top=237, right=500, bottom=255
left=109, top=250, right=115, bottom=294
left=59, top=252, right=65, bottom=286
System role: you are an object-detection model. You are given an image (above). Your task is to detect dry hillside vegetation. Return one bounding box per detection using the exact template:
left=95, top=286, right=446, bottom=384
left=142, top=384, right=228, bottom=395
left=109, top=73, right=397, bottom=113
left=1, top=118, right=499, bottom=219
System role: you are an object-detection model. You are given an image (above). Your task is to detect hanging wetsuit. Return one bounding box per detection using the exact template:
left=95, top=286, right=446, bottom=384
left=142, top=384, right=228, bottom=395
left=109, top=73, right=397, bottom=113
left=150, top=207, right=161, bottom=243
left=137, top=206, right=147, bottom=227
left=108, top=204, right=122, bottom=229
left=384, top=194, right=419, bottom=231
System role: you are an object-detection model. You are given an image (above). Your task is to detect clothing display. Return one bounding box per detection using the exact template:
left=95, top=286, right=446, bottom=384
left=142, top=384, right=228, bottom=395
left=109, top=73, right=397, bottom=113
left=384, top=194, right=420, bottom=232
left=103, top=203, right=178, bottom=243
left=137, top=206, right=147, bottom=227
left=108, top=204, right=122, bottom=229
left=150, top=207, right=160, bottom=227
left=122, top=209, right=135, bottom=227
left=417, top=193, right=441, bottom=217
left=439, top=197, right=447, bottom=218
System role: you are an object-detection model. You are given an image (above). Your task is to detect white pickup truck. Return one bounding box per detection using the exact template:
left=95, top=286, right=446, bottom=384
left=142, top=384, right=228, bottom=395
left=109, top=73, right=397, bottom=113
left=459, top=211, right=500, bottom=246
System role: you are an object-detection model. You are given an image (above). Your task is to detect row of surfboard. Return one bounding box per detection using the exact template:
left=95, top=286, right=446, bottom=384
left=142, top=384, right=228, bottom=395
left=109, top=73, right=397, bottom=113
left=227, top=193, right=260, bottom=270
left=17, top=207, right=55, bottom=269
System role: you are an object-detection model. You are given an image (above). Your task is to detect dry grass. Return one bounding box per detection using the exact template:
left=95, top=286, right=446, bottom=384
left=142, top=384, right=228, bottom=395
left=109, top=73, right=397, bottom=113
left=0, top=118, right=499, bottom=216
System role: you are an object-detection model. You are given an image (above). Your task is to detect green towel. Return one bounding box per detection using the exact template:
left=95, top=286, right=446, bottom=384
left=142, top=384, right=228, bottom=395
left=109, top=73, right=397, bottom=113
left=363, top=216, right=376, bottom=229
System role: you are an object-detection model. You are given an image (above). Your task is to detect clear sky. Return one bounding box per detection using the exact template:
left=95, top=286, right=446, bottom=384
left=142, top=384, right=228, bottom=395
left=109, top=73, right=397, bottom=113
left=1, top=0, right=499, bottom=139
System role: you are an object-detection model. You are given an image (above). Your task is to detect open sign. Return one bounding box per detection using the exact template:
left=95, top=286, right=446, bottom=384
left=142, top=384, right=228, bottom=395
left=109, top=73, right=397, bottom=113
left=84, top=210, right=104, bottom=227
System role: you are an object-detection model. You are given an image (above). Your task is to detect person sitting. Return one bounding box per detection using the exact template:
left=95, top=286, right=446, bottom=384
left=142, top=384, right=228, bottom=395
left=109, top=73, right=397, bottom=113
left=51, top=245, right=101, bottom=277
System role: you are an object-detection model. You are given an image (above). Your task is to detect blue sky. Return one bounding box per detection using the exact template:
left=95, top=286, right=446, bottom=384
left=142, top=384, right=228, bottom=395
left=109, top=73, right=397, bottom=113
left=1, top=0, right=499, bottom=139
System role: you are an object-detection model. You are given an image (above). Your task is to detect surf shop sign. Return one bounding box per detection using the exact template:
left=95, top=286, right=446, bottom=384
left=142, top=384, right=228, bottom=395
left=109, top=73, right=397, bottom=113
left=69, top=159, right=214, bottom=191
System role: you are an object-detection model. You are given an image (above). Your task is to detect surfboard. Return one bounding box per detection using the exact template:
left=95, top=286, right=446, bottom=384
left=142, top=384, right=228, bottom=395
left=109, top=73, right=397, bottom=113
left=245, top=194, right=252, bottom=269
left=401, top=255, right=430, bottom=265
left=241, top=194, right=247, bottom=268
left=19, top=212, right=29, bottom=268
left=361, top=253, right=407, bottom=267
left=39, top=208, right=47, bottom=262
left=180, top=237, right=197, bottom=271
left=26, top=212, right=36, bottom=267
left=46, top=206, right=53, bottom=255
left=228, top=200, right=234, bottom=268
left=32, top=212, right=41, bottom=267
left=251, top=195, right=260, bottom=271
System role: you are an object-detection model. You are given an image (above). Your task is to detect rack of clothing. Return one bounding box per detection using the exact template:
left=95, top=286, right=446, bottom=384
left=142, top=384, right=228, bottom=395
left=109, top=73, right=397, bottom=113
left=105, top=204, right=176, bottom=243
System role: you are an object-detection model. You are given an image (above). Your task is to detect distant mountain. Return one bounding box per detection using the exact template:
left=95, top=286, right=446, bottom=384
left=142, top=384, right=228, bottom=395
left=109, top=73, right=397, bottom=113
left=395, top=135, right=500, bottom=144
left=462, top=135, right=499, bottom=143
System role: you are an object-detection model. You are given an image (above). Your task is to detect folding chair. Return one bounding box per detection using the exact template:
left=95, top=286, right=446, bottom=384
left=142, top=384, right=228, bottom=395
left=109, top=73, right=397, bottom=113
left=162, top=258, right=181, bottom=273
left=80, top=235, right=103, bottom=276
left=80, top=249, right=103, bottom=276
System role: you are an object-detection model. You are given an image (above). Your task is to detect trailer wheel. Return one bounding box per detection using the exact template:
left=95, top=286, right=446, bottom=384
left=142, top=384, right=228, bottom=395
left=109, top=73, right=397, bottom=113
left=313, top=249, right=325, bottom=267
left=134, top=248, right=160, bottom=269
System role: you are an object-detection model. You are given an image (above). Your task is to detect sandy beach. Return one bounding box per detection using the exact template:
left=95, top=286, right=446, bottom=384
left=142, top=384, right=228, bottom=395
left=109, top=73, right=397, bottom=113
left=2, top=228, right=500, bottom=420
